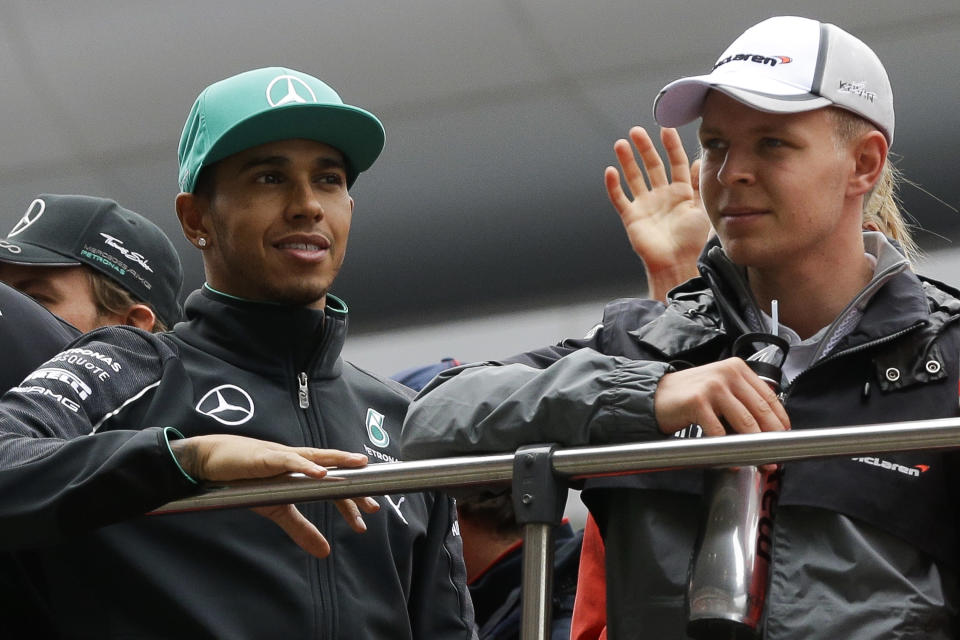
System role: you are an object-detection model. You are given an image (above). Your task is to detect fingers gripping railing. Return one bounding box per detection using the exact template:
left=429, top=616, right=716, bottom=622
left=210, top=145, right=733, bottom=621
left=152, top=417, right=960, bottom=639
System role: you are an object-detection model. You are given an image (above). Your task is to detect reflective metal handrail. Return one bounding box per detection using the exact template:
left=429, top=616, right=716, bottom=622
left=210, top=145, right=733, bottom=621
left=154, top=418, right=960, bottom=513
left=151, top=417, right=960, bottom=639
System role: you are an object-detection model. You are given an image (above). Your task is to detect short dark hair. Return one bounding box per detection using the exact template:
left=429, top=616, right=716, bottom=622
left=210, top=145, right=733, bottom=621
left=192, top=164, right=217, bottom=200
left=456, top=493, right=523, bottom=539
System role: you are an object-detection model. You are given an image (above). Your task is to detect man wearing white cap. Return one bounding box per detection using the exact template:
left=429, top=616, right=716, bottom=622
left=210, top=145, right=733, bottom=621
left=401, top=16, right=960, bottom=638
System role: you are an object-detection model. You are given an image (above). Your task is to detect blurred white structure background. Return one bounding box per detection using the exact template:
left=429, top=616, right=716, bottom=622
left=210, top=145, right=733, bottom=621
left=0, top=1, right=956, bottom=340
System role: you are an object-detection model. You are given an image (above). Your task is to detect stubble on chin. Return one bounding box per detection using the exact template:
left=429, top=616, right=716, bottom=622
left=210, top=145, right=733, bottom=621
left=260, top=277, right=331, bottom=308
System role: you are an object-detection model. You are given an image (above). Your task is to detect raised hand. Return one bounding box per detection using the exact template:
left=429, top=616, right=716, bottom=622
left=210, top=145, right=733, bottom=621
left=605, top=127, right=711, bottom=302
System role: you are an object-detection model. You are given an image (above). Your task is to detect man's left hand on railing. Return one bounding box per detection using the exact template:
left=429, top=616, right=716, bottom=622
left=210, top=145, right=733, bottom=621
left=170, top=434, right=379, bottom=557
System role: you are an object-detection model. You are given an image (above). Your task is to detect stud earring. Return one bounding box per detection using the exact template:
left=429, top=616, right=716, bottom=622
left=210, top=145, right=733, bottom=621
left=198, top=237, right=207, bottom=248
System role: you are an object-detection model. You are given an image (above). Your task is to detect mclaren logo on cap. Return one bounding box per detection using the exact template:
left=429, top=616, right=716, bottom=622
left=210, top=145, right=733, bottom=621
left=714, top=54, right=792, bottom=70
left=196, top=384, right=255, bottom=425
left=266, top=75, right=318, bottom=107
left=9, top=198, right=46, bottom=237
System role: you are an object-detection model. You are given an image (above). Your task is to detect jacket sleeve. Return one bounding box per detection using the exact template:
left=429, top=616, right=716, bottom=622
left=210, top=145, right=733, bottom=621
left=400, top=347, right=672, bottom=460
left=409, top=492, right=478, bottom=639
left=0, top=283, right=78, bottom=392
left=0, top=327, right=197, bottom=548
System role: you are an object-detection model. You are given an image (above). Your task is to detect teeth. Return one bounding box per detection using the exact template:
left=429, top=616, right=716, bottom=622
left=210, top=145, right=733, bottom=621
left=279, top=243, right=323, bottom=251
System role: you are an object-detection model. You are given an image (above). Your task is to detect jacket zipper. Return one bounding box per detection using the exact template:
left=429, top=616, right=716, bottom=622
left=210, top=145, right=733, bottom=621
left=294, top=327, right=334, bottom=636
left=298, top=372, right=309, bottom=409
left=782, top=321, right=926, bottom=402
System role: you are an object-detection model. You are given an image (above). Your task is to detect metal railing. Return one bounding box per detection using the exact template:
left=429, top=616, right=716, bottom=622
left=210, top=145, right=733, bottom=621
left=154, top=417, right=960, bottom=639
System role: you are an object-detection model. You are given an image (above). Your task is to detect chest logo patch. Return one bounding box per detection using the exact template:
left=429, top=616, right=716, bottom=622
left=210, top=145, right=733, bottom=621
left=196, top=384, right=255, bottom=425
left=366, top=408, right=389, bottom=448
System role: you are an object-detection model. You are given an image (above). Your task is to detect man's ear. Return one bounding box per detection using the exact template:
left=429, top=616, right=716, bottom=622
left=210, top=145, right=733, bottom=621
left=848, top=130, right=887, bottom=199
left=176, top=192, right=210, bottom=250
left=123, top=304, right=158, bottom=331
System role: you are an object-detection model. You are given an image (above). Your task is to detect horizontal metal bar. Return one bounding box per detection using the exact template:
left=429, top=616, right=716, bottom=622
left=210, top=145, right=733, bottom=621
left=153, top=452, right=515, bottom=514
left=553, top=417, right=960, bottom=477
left=152, top=417, right=960, bottom=514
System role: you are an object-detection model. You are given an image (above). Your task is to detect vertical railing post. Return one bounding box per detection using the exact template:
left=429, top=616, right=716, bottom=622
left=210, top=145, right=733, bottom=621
left=512, top=444, right=568, bottom=640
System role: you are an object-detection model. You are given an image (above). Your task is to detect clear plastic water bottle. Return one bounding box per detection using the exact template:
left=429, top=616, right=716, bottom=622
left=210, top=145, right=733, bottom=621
left=686, top=332, right=789, bottom=639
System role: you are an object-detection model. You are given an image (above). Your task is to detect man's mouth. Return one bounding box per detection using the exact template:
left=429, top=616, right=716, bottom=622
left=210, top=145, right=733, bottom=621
left=277, top=242, right=326, bottom=251
left=274, top=235, right=332, bottom=261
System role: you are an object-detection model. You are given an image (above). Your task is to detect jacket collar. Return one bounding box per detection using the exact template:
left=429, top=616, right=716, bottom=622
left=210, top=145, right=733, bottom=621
left=173, top=285, right=347, bottom=379
left=631, top=233, right=930, bottom=361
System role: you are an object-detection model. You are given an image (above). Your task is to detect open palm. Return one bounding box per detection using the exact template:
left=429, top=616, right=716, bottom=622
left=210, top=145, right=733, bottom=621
left=605, top=127, right=711, bottom=300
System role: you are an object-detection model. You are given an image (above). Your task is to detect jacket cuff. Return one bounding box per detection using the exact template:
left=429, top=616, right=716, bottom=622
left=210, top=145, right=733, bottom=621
left=163, top=427, right=199, bottom=485
left=592, top=359, right=673, bottom=443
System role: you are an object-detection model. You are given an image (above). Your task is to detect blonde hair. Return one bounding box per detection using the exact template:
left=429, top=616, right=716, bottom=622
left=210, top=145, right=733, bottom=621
left=86, top=269, right=168, bottom=333
left=829, top=108, right=919, bottom=262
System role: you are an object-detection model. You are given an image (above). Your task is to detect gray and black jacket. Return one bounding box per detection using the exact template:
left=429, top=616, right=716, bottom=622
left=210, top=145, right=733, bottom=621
left=402, top=234, right=960, bottom=639
left=0, top=286, right=474, bottom=639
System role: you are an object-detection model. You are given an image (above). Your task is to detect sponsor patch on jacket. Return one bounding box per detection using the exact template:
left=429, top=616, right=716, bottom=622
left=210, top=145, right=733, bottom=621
left=363, top=444, right=399, bottom=463
left=851, top=456, right=929, bottom=478
left=366, top=408, right=389, bottom=448
left=51, top=347, right=122, bottom=380
left=12, top=385, right=81, bottom=412
left=195, top=384, right=255, bottom=425
left=25, top=368, right=92, bottom=400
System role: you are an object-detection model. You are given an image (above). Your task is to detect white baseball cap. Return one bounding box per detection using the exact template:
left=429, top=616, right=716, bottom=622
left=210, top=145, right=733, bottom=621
left=653, top=16, right=894, bottom=145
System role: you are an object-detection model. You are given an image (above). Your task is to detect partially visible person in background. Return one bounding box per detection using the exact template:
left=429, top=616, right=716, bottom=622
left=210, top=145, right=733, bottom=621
left=395, top=358, right=582, bottom=640
left=0, top=194, right=183, bottom=333
left=0, top=193, right=185, bottom=634
left=0, top=281, right=78, bottom=391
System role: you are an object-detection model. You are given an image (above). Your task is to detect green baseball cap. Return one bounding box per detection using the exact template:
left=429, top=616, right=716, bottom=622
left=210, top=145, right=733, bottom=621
left=178, top=67, right=385, bottom=192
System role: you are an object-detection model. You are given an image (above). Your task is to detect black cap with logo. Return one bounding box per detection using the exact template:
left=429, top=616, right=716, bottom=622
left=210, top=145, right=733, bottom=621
left=0, top=194, right=183, bottom=327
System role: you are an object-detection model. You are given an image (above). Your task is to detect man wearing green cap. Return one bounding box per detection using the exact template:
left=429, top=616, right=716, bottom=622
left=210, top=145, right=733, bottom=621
left=0, top=67, right=474, bottom=638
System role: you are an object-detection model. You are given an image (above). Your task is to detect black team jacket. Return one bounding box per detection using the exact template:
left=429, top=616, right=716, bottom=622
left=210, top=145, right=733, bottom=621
left=0, top=286, right=475, bottom=639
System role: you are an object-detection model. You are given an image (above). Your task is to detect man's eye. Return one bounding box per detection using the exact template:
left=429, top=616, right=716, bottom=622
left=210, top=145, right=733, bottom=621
left=317, top=173, right=345, bottom=185
left=256, top=173, right=282, bottom=184
left=761, top=138, right=785, bottom=148
left=700, top=138, right=726, bottom=151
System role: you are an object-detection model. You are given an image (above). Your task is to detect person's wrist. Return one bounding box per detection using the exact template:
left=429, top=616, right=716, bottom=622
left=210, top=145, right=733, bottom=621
left=645, top=262, right=699, bottom=303
left=166, top=431, right=200, bottom=484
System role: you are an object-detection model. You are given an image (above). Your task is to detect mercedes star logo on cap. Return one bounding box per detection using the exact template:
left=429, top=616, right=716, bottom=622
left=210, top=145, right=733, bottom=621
left=9, top=198, right=46, bottom=237
left=266, top=75, right=318, bottom=107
